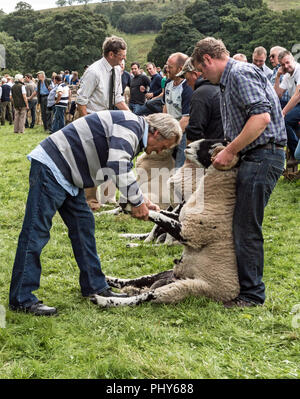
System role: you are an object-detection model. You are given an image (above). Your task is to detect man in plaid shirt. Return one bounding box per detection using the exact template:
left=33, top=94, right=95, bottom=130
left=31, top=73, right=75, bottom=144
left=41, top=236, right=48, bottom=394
left=192, top=37, right=287, bottom=308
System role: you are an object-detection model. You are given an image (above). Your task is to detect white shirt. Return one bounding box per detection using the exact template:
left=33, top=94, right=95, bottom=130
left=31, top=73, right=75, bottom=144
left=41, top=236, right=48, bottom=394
left=76, top=57, right=124, bottom=113
left=280, top=62, right=300, bottom=98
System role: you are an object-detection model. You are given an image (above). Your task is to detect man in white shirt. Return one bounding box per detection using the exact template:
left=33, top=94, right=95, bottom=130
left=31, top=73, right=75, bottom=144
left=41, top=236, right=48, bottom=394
left=274, top=50, right=300, bottom=157
left=76, top=36, right=130, bottom=210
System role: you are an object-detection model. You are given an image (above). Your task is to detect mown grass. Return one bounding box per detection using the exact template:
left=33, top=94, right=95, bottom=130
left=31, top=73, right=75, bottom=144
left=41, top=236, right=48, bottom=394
left=0, top=123, right=299, bottom=379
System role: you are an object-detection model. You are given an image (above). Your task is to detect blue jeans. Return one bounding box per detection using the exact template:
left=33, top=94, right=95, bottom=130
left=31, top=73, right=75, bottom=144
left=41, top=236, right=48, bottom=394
left=9, top=160, right=109, bottom=308
left=285, top=104, right=300, bottom=156
left=129, top=103, right=144, bottom=115
left=51, top=106, right=66, bottom=133
left=233, top=146, right=285, bottom=304
left=25, top=99, right=37, bottom=128
left=174, top=133, right=186, bottom=169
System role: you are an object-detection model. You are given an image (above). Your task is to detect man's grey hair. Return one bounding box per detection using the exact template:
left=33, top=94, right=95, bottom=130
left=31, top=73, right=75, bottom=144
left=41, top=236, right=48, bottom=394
left=145, top=113, right=182, bottom=146
left=233, top=53, right=248, bottom=62
left=278, top=49, right=293, bottom=62
left=37, top=71, right=45, bottom=77
left=270, top=46, right=287, bottom=55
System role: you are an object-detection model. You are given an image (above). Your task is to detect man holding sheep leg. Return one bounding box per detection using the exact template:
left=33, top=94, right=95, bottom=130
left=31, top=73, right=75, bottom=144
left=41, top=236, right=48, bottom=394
left=192, top=38, right=287, bottom=308
left=9, top=111, right=182, bottom=316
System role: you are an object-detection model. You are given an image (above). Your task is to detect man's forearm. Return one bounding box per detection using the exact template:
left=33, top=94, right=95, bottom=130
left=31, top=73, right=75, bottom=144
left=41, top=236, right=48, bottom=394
left=179, top=116, right=189, bottom=134
left=282, top=88, right=300, bottom=116
left=116, top=101, right=130, bottom=111
left=274, top=75, right=284, bottom=98
left=226, top=113, right=271, bottom=155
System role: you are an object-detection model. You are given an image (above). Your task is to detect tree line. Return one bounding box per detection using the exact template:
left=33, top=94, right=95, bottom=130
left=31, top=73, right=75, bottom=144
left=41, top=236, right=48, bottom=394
left=148, top=0, right=300, bottom=67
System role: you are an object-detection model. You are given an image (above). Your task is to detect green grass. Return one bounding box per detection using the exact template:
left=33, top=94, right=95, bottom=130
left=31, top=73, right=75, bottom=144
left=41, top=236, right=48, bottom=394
left=0, top=124, right=299, bottom=379
left=108, top=25, right=157, bottom=69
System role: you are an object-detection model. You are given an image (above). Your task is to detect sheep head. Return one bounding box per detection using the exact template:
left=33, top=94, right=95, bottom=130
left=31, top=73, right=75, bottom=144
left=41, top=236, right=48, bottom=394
left=185, top=139, right=239, bottom=170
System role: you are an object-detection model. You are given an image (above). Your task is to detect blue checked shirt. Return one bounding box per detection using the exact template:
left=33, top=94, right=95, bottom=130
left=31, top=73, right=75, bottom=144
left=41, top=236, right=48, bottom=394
left=219, top=58, right=287, bottom=154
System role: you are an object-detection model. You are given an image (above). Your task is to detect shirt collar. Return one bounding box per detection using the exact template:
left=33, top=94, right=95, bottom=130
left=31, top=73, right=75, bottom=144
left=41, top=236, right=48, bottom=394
left=102, top=56, right=114, bottom=72
left=143, top=121, right=149, bottom=148
left=220, top=58, right=237, bottom=90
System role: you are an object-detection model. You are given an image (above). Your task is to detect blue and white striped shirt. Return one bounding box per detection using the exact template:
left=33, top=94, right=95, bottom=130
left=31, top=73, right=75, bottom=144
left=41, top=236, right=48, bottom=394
left=29, top=111, right=148, bottom=206
left=219, top=58, right=287, bottom=153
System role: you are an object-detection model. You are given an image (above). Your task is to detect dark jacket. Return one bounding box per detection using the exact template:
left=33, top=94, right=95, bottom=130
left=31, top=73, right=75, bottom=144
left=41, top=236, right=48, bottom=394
left=11, top=82, right=26, bottom=108
left=185, top=78, right=224, bottom=142
left=1, top=84, right=11, bottom=102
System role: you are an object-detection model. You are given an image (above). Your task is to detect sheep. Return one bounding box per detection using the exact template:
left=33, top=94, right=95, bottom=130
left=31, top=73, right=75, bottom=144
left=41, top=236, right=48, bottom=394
left=91, top=139, right=240, bottom=308
left=135, top=149, right=175, bottom=210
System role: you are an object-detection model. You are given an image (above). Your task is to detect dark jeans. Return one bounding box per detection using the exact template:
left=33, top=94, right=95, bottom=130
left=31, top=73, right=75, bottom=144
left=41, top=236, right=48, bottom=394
left=25, top=99, right=37, bottom=128
left=129, top=103, right=144, bottom=115
left=285, top=103, right=300, bottom=156
left=40, top=95, right=52, bottom=131
left=51, top=105, right=66, bottom=133
left=233, top=146, right=285, bottom=304
left=9, top=160, right=109, bottom=308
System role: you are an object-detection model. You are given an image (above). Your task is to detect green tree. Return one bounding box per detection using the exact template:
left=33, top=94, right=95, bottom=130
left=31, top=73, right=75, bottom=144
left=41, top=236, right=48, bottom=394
left=33, top=9, right=108, bottom=75
left=56, top=0, right=67, bottom=6
left=148, top=14, right=203, bottom=67
left=0, top=31, right=23, bottom=71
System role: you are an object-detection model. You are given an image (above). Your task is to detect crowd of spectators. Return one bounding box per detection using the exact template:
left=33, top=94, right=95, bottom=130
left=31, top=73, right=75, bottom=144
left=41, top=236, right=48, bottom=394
left=0, top=43, right=299, bottom=163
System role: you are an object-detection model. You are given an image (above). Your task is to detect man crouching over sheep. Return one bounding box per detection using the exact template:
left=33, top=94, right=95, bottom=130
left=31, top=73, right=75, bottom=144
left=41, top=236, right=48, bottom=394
left=9, top=111, right=182, bottom=316
left=191, top=37, right=287, bottom=308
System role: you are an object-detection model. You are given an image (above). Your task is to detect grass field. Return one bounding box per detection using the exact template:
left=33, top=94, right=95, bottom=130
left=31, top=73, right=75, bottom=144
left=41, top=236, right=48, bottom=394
left=0, top=124, right=299, bottom=379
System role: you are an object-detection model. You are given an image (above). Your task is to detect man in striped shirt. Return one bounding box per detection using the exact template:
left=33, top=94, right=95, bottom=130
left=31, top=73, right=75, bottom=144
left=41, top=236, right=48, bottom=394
left=9, top=111, right=182, bottom=316
left=192, top=37, right=287, bottom=309
left=51, top=74, right=70, bottom=133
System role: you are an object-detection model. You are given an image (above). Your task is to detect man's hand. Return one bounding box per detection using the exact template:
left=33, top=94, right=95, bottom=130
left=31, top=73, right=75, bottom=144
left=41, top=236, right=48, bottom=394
left=212, top=147, right=236, bottom=169
left=131, top=202, right=149, bottom=220
left=145, top=92, right=153, bottom=100
left=145, top=198, right=160, bottom=212
left=140, top=85, right=146, bottom=93
left=277, top=66, right=284, bottom=77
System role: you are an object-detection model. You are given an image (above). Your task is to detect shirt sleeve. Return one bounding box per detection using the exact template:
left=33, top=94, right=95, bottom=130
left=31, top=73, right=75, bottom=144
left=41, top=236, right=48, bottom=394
left=181, top=82, right=193, bottom=116
left=21, top=86, right=26, bottom=95
left=106, top=123, right=144, bottom=207
left=76, top=69, right=98, bottom=106
left=114, top=66, right=125, bottom=105
left=232, top=68, right=272, bottom=116
left=279, top=74, right=289, bottom=91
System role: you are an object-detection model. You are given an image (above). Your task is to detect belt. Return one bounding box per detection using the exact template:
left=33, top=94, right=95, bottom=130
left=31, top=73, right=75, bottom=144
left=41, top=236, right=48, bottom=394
left=40, top=94, right=48, bottom=97
left=250, top=143, right=285, bottom=151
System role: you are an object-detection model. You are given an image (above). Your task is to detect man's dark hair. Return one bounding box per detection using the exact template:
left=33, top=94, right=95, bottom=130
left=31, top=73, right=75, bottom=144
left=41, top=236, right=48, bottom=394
left=25, top=73, right=32, bottom=79
left=55, top=75, right=63, bottom=82
left=102, top=36, right=127, bottom=57
left=131, top=62, right=140, bottom=68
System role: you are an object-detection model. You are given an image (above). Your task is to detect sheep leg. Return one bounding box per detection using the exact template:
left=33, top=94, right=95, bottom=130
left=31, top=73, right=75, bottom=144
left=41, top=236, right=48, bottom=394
left=106, top=269, right=174, bottom=289
left=148, top=210, right=186, bottom=243
left=152, top=278, right=211, bottom=304
left=90, top=291, right=157, bottom=308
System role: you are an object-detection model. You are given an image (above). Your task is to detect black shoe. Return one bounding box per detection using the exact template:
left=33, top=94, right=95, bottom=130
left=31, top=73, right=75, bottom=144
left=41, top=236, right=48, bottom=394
left=95, top=288, right=128, bottom=298
left=10, top=301, right=57, bottom=316
left=223, top=297, right=262, bottom=309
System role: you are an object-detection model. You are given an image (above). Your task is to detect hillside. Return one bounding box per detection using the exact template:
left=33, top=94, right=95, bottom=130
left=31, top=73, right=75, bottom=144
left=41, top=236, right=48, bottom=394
left=265, top=0, right=300, bottom=10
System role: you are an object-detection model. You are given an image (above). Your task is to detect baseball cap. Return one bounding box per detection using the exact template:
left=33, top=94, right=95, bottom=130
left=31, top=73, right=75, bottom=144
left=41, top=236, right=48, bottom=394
left=176, top=57, right=195, bottom=77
